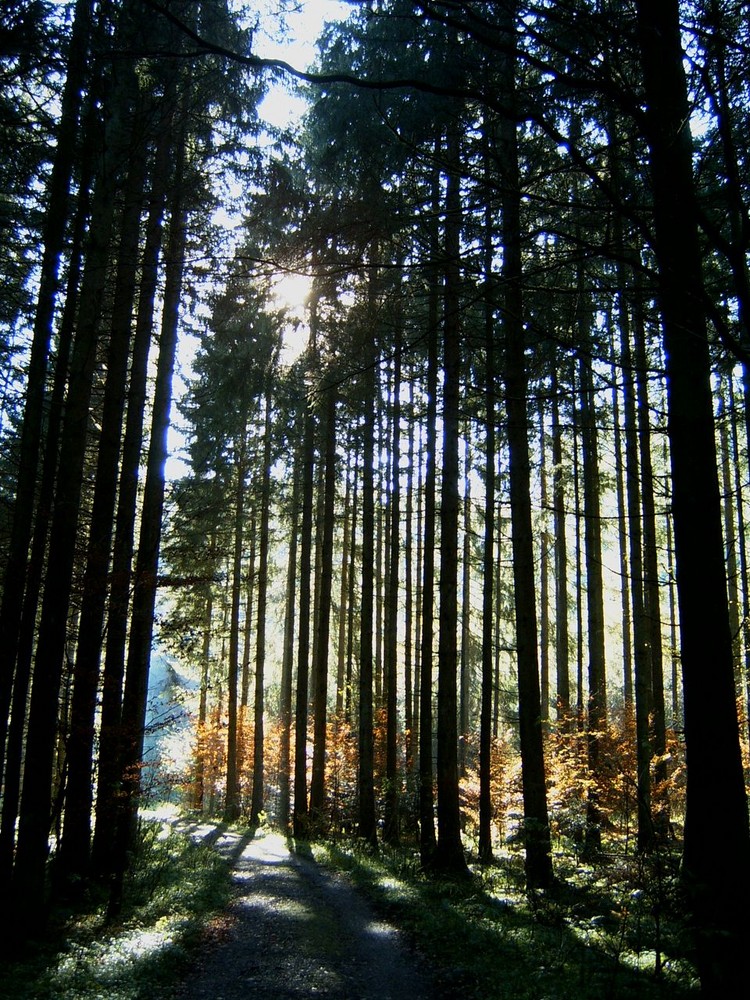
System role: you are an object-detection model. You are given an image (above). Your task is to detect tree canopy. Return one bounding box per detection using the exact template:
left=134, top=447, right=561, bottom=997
left=1, top=1, right=749, bottom=995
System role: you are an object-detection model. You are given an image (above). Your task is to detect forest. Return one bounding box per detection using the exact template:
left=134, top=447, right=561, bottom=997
left=1, top=0, right=750, bottom=997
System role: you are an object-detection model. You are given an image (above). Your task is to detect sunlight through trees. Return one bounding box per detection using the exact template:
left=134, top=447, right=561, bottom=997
left=1, top=2, right=749, bottom=995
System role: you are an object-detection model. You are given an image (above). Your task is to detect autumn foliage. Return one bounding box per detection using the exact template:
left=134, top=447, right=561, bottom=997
left=184, top=701, right=690, bottom=858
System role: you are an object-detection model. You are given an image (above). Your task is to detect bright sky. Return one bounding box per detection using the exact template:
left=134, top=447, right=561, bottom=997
left=254, top=4, right=355, bottom=359
left=168, top=4, right=353, bottom=476
left=255, top=1, right=352, bottom=128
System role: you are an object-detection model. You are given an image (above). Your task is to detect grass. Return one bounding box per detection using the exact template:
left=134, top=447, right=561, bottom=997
left=0, top=811, right=700, bottom=1000
left=306, top=836, right=700, bottom=1000
left=0, top=815, right=233, bottom=1000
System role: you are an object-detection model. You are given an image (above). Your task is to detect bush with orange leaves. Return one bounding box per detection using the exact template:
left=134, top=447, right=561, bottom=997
left=460, top=728, right=522, bottom=853
left=545, top=711, right=686, bottom=851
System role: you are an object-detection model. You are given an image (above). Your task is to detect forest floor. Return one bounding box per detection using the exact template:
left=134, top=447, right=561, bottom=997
left=0, top=810, right=697, bottom=1000
left=167, top=818, right=437, bottom=1000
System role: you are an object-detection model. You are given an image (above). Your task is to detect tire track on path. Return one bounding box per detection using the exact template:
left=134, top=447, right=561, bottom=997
left=170, top=823, right=437, bottom=1000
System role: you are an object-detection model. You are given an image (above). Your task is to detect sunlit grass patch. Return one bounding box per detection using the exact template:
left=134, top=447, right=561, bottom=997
left=310, top=838, right=699, bottom=1000
left=0, top=816, right=232, bottom=1000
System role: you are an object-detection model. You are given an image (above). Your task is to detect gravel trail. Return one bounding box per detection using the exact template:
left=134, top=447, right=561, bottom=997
left=170, top=823, right=437, bottom=1000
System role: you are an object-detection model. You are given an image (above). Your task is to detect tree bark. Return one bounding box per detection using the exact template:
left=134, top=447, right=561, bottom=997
left=58, top=118, right=150, bottom=886
left=633, top=293, right=669, bottom=840
left=636, top=2, right=750, bottom=990
left=0, top=0, right=94, bottom=792
left=293, top=373, right=315, bottom=840
left=251, top=389, right=275, bottom=825
left=538, top=406, right=550, bottom=723
left=383, top=325, right=402, bottom=847
left=498, top=0, right=552, bottom=890
left=459, top=432, right=472, bottom=772
left=107, top=183, right=187, bottom=917
left=277, top=456, right=301, bottom=829
left=551, top=372, right=570, bottom=721
left=10, top=44, right=135, bottom=927
left=310, top=387, right=337, bottom=825
left=577, top=300, right=607, bottom=857
left=90, top=110, right=172, bottom=875
left=479, top=173, right=496, bottom=863
left=357, top=267, right=378, bottom=848
left=240, top=508, right=257, bottom=711
left=0, top=162, right=89, bottom=895
left=621, top=289, right=654, bottom=853
left=433, top=117, right=467, bottom=877
left=336, top=437, right=354, bottom=717
left=418, top=153, right=440, bottom=867
left=224, top=433, right=247, bottom=823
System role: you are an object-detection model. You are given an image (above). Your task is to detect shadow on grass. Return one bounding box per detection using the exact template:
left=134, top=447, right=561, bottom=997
left=0, top=812, right=241, bottom=1000
left=314, top=841, right=699, bottom=1000
left=0, top=817, right=699, bottom=1000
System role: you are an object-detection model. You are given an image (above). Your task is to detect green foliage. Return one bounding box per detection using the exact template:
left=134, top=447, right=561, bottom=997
left=0, top=817, right=232, bottom=1000
left=311, top=838, right=698, bottom=999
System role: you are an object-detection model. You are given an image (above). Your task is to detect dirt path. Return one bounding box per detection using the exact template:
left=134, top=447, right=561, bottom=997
left=170, top=822, right=437, bottom=1000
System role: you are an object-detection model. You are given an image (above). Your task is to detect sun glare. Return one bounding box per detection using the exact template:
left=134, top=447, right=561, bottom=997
left=273, top=270, right=313, bottom=365
left=256, top=1, right=352, bottom=130
left=273, top=270, right=313, bottom=312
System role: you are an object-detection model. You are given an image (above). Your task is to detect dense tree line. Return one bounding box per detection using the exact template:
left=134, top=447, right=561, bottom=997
left=1, top=1, right=749, bottom=996
left=0, top=0, right=259, bottom=926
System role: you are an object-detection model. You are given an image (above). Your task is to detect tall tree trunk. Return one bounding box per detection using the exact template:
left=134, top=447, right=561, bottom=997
left=665, top=508, right=681, bottom=724
left=633, top=295, right=669, bottom=840
left=610, top=325, right=633, bottom=708
left=58, top=122, right=150, bottom=886
left=538, top=406, right=550, bottom=723
left=310, top=387, right=336, bottom=825
left=357, top=267, right=378, bottom=848
left=551, top=372, right=570, bottom=721
left=251, top=390, right=275, bottom=825
left=336, top=438, right=354, bottom=717
left=10, top=47, right=136, bottom=927
left=433, top=118, right=467, bottom=877
left=193, top=550, right=215, bottom=813
left=107, top=183, right=188, bottom=917
left=718, top=393, right=740, bottom=652
left=493, top=529, right=503, bottom=740
left=412, top=416, right=424, bottom=771
left=90, top=101, right=173, bottom=874
left=311, top=436, right=326, bottom=712
left=418, top=155, right=440, bottom=867
left=374, top=442, right=385, bottom=710
left=727, top=374, right=750, bottom=745
left=0, top=0, right=94, bottom=789
left=479, top=178, right=496, bottom=863
left=578, top=339, right=608, bottom=855
left=621, top=291, right=654, bottom=853
left=293, top=370, right=316, bottom=839
left=636, top=2, right=750, bottom=989
left=0, top=169, right=89, bottom=894
left=459, top=432, right=472, bottom=773
left=607, top=108, right=652, bottom=847
left=572, top=406, right=585, bottom=726
left=498, top=1, right=552, bottom=890
left=383, top=327, right=402, bottom=846
left=224, top=434, right=247, bottom=823
left=404, top=377, right=415, bottom=771
left=345, top=465, right=359, bottom=724
left=240, top=509, right=257, bottom=711
left=277, top=457, right=301, bottom=830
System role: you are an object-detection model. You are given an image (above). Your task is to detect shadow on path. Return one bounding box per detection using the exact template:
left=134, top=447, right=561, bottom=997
left=171, top=825, right=436, bottom=1000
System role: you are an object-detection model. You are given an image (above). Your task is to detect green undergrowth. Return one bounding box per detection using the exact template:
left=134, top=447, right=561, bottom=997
left=0, top=814, right=701, bottom=1000
left=0, top=819, right=232, bottom=1000
left=308, top=838, right=700, bottom=1000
